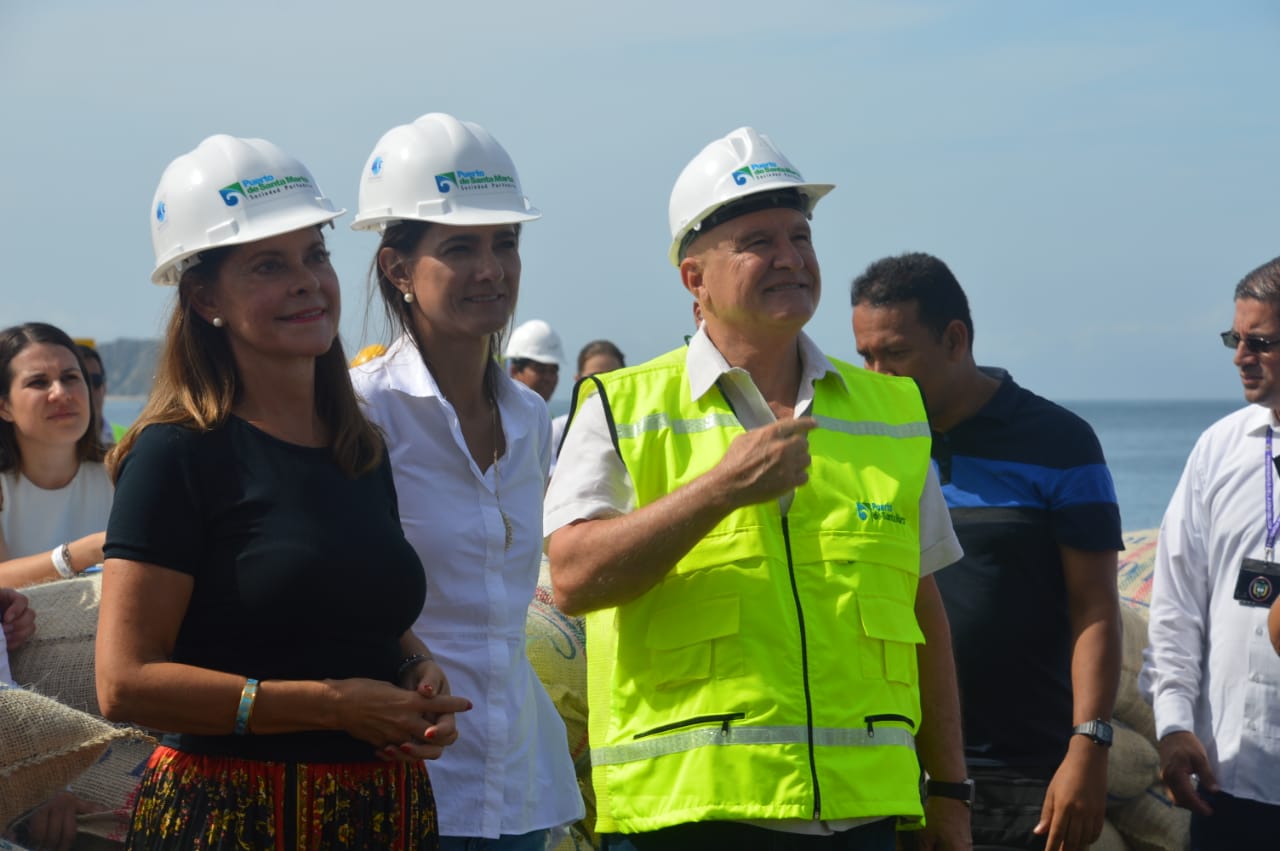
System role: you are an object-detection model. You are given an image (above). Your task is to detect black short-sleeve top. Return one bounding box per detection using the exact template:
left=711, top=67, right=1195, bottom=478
left=104, top=418, right=426, bottom=762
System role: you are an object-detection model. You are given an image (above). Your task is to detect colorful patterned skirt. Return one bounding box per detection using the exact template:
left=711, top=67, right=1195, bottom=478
left=126, top=745, right=437, bottom=850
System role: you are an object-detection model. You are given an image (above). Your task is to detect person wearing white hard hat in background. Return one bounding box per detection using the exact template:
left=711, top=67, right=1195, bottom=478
left=506, top=319, right=564, bottom=403
left=96, top=134, right=466, bottom=850
left=545, top=127, right=971, bottom=850
left=349, top=113, right=583, bottom=851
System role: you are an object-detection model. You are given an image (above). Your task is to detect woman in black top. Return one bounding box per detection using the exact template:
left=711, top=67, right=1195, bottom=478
left=95, top=134, right=467, bottom=850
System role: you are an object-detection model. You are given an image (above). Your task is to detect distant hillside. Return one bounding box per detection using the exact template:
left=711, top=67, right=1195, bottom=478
left=98, top=338, right=159, bottom=397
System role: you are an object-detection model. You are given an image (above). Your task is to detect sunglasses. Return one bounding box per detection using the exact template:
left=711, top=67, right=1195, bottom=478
left=1221, top=331, right=1280, bottom=354
left=86, top=373, right=105, bottom=389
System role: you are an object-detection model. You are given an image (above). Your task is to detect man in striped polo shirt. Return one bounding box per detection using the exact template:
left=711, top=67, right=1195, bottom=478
left=852, top=252, right=1123, bottom=851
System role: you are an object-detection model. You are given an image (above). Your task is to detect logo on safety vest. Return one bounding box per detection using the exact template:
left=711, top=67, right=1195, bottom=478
left=855, top=501, right=907, bottom=525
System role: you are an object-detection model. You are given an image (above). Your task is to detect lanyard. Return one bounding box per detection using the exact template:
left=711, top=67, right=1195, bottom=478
left=1266, top=427, right=1280, bottom=560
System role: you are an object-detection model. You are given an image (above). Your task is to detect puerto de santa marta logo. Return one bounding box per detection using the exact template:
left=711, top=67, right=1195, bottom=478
left=731, top=161, right=802, bottom=186
left=370, top=156, right=383, bottom=176
left=434, top=168, right=516, bottom=194
left=855, top=501, right=906, bottom=525
left=219, top=173, right=314, bottom=207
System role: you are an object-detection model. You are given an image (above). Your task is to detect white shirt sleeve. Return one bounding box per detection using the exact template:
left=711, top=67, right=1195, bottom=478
left=918, top=463, right=962, bottom=577
left=543, top=393, right=635, bottom=538
left=1142, top=446, right=1210, bottom=738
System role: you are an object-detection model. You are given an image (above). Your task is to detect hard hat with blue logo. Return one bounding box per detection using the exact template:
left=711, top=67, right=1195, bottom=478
left=149, top=135, right=344, bottom=286
left=351, top=112, right=540, bottom=232
left=667, top=127, right=834, bottom=267
left=504, top=319, right=564, bottom=366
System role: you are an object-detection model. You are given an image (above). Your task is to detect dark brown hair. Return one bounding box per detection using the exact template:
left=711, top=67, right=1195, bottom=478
left=367, top=220, right=517, bottom=373
left=0, top=322, right=105, bottom=475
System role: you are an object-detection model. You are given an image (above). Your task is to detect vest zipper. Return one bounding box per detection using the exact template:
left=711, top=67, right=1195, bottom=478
left=632, top=712, right=747, bottom=740
left=864, top=713, right=916, bottom=736
left=781, top=517, right=821, bottom=820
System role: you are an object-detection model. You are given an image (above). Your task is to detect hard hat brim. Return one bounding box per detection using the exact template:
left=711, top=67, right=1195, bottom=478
left=351, top=203, right=541, bottom=233
left=151, top=205, right=346, bottom=285
left=667, top=183, right=834, bottom=267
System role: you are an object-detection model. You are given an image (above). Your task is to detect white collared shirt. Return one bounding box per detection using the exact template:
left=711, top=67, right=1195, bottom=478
left=1140, top=403, right=1280, bottom=806
left=352, top=336, right=583, bottom=838
left=544, top=327, right=962, bottom=835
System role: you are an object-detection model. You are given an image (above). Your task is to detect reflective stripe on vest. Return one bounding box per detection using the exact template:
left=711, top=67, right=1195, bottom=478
left=592, top=723, right=916, bottom=767
left=614, top=411, right=930, bottom=441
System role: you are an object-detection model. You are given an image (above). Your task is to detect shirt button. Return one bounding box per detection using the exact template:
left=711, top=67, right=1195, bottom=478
left=1259, top=626, right=1266, bottom=636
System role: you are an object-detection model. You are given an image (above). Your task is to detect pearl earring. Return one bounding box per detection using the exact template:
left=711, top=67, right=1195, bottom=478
left=212, top=317, right=224, bottom=328
left=403, top=291, right=415, bottom=304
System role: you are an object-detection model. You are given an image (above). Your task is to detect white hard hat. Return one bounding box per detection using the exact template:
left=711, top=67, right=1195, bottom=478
left=149, top=135, right=344, bottom=286
left=505, top=319, right=564, bottom=366
left=667, top=126, right=834, bottom=266
left=352, top=112, right=540, bottom=232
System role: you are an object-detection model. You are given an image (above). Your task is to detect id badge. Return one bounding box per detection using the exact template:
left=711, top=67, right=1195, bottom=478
left=1234, top=558, right=1280, bottom=608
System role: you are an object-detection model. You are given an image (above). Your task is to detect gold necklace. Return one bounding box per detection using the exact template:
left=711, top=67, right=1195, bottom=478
left=490, top=384, right=513, bottom=552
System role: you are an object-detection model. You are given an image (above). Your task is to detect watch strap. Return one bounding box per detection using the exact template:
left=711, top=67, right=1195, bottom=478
left=1071, top=719, right=1114, bottom=746
left=925, top=778, right=975, bottom=806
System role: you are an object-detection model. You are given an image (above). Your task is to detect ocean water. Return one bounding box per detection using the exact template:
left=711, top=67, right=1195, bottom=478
left=1061, top=399, right=1239, bottom=531
left=105, top=396, right=1242, bottom=533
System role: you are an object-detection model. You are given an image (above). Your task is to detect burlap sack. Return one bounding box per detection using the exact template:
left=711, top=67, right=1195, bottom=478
left=0, top=684, right=136, bottom=831
left=67, top=736, right=157, bottom=844
left=1117, top=529, right=1159, bottom=611
left=1090, top=818, right=1129, bottom=850
left=1108, top=723, right=1159, bottom=803
left=8, top=575, right=102, bottom=715
left=530, top=557, right=595, bottom=850
left=1110, top=782, right=1190, bottom=851
left=1115, top=603, right=1157, bottom=742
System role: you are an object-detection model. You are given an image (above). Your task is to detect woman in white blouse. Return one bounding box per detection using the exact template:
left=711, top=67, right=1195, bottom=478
left=0, top=322, right=113, bottom=587
left=349, top=113, right=582, bottom=851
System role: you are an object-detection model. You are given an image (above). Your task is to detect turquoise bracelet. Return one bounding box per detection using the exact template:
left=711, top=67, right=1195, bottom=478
left=234, top=678, right=259, bottom=736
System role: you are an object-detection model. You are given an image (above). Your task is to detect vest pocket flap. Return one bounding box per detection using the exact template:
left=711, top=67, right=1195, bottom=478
left=645, top=594, right=740, bottom=650
left=857, top=594, right=925, bottom=645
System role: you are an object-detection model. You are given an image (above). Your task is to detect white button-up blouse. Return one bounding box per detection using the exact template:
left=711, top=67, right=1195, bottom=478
left=352, top=335, right=583, bottom=838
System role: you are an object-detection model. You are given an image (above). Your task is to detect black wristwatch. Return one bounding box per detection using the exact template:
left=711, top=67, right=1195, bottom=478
left=1071, top=719, right=1114, bottom=747
left=925, top=778, right=975, bottom=807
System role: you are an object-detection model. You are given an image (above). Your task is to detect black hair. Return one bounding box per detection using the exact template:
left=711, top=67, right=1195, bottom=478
left=850, top=252, right=974, bottom=344
left=576, top=340, right=625, bottom=374
left=0, top=322, right=104, bottom=474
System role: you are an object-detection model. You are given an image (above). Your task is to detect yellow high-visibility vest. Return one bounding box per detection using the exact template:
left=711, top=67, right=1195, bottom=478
left=577, top=347, right=933, bottom=834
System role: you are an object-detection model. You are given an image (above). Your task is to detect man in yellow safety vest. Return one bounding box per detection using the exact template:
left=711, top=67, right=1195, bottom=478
left=545, top=127, right=972, bottom=851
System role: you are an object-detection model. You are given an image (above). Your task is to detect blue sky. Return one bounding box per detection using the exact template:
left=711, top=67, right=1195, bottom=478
left=2, top=1, right=1277, bottom=400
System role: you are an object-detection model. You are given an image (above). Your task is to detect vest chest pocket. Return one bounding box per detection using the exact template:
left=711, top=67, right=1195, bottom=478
left=644, top=594, right=743, bottom=690
left=857, top=593, right=925, bottom=684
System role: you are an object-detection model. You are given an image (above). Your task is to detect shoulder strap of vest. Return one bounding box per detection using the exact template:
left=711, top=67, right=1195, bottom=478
left=563, top=374, right=622, bottom=461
